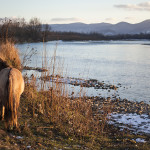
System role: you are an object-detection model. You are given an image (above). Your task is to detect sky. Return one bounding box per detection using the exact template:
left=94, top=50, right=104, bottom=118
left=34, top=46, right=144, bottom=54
left=0, top=0, right=150, bottom=24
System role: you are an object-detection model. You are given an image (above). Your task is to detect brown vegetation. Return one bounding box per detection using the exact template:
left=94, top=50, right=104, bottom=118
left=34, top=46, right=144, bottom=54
left=0, top=41, right=21, bottom=70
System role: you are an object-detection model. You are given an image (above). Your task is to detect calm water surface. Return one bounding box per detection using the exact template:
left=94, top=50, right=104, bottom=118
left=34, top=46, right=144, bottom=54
left=17, top=40, right=150, bottom=103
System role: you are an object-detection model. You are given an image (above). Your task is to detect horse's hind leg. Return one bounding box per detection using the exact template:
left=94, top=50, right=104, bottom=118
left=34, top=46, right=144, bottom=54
left=13, top=99, right=19, bottom=129
left=14, top=113, right=18, bottom=128
left=0, top=111, right=1, bottom=120
left=2, top=106, right=5, bottom=120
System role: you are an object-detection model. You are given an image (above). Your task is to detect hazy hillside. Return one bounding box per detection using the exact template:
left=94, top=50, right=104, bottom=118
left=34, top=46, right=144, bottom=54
left=50, top=20, right=150, bottom=35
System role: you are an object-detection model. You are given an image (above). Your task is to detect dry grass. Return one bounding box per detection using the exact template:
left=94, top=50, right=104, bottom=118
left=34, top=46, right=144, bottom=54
left=22, top=77, right=104, bottom=148
left=0, top=41, right=21, bottom=70
left=21, top=46, right=107, bottom=146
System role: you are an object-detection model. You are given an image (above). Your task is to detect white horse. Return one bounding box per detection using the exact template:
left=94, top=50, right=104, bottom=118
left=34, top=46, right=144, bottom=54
left=0, top=67, right=24, bottom=129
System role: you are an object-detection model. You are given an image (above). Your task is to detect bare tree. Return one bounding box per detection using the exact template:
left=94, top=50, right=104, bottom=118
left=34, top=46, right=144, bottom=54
left=27, top=17, right=42, bottom=41
left=42, top=24, right=51, bottom=41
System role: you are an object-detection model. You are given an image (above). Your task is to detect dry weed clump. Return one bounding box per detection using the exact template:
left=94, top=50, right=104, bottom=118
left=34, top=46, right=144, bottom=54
left=22, top=72, right=105, bottom=144
left=0, top=41, right=21, bottom=70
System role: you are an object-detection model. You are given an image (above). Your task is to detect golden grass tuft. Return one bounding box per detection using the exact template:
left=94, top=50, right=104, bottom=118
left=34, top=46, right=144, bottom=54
left=0, top=41, right=21, bottom=70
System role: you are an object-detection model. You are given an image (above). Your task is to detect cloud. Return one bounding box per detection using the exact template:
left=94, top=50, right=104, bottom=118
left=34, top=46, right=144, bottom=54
left=105, top=18, right=114, bottom=21
left=51, top=17, right=80, bottom=23
left=114, top=2, right=150, bottom=11
left=105, top=18, right=117, bottom=23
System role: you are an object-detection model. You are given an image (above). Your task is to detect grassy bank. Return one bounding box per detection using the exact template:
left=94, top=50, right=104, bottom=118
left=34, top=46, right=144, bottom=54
left=0, top=86, right=150, bottom=149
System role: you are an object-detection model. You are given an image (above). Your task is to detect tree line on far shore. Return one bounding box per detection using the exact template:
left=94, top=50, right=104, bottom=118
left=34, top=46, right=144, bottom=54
left=0, top=17, right=48, bottom=43
left=0, top=17, right=150, bottom=43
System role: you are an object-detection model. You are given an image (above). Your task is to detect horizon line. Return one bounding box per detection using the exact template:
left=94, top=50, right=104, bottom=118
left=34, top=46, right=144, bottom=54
left=48, top=19, right=150, bottom=25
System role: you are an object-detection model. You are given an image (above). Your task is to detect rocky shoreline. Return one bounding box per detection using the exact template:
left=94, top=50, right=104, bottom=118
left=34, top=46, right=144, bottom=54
left=91, top=96, right=150, bottom=115
left=40, top=75, right=118, bottom=90
left=41, top=74, right=150, bottom=116
left=91, top=96, right=150, bottom=135
left=25, top=68, right=150, bottom=116
left=23, top=66, right=118, bottom=90
left=24, top=67, right=150, bottom=135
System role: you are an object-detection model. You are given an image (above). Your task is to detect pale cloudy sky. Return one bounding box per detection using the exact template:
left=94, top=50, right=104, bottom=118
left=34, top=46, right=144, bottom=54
left=0, top=0, right=150, bottom=24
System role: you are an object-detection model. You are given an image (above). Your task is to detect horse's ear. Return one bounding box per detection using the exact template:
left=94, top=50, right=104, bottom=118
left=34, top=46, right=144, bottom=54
left=0, top=58, right=9, bottom=71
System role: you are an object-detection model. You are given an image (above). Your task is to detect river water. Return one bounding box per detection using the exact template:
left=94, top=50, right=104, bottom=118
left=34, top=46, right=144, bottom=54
left=17, top=40, right=150, bottom=104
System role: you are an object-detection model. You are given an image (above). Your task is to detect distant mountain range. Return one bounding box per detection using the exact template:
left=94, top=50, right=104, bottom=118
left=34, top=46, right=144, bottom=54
left=49, top=20, right=150, bottom=35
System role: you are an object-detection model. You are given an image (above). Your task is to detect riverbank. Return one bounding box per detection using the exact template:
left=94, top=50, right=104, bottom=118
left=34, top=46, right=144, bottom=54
left=0, top=88, right=150, bottom=149
left=23, top=67, right=150, bottom=136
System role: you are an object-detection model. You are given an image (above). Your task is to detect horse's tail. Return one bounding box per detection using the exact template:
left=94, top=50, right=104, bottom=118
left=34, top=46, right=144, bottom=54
left=5, top=69, right=14, bottom=126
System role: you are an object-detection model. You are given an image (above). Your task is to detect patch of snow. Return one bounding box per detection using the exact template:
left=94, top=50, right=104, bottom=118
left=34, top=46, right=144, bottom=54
left=16, top=136, right=23, bottom=139
left=109, top=113, right=150, bottom=134
left=135, top=138, right=146, bottom=143
left=27, top=146, right=31, bottom=149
